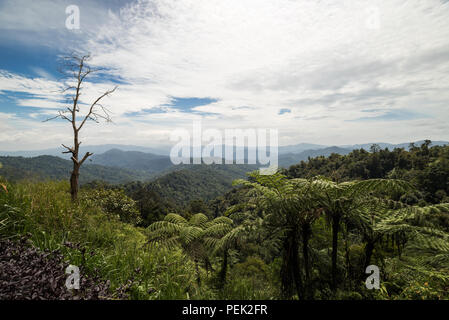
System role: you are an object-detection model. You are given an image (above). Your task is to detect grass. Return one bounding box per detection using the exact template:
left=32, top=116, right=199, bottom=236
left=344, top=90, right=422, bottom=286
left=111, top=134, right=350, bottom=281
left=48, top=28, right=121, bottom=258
left=0, top=180, right=202, bottom=299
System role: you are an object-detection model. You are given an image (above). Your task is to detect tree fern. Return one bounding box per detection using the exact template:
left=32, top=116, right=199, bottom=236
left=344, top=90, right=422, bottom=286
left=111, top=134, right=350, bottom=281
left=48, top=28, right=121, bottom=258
left=147, top=212, right=238, bottom=286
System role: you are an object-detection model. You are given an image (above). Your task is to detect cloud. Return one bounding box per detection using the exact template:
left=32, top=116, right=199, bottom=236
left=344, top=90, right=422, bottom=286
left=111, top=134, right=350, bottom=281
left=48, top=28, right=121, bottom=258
left=85, top=0, right=449, bottom=136
left=350, top=109, right=429, bottom=122
left=1, top=0, right=449, bottom=150
left=0, top=70, right=62, bottom=96
left=30, top=67, right=56, bottom=80
left=0, top=0, right=124, bottom=48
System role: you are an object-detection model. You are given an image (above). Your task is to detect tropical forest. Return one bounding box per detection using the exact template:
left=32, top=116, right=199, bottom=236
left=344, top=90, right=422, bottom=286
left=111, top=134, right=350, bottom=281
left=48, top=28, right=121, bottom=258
left=1, top=141, right=449, bottom=300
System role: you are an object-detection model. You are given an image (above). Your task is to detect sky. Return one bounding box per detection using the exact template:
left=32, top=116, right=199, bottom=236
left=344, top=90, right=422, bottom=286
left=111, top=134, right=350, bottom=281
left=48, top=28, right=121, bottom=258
left=1, top=0, right=449, bottom=151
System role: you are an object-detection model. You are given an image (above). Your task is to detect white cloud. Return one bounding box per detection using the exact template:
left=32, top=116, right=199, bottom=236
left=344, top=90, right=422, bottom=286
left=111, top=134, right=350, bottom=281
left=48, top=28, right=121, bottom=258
left=0, top=70, right=63, bottom=97
left=85, top=0, right=449, bottom=142
left=2, top=0, right=449, bottom=150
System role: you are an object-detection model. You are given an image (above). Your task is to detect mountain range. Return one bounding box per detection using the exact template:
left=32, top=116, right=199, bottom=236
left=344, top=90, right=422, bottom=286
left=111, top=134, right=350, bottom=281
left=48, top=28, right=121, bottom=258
left=1, top=140, right=448, bottom=206
left=0, top=155, right=152, bottom=184
left=2, top=140, right=447, bottom=185
left=0, top=144, right=171, bottom=158
left=1, top=140, right=447, bottom=158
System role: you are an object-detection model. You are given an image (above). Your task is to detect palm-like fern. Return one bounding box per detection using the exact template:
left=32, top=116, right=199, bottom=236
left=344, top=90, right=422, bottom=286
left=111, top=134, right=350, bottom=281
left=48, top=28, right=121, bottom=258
left=382, top=204, right=449, bottom=263
left=304, top=176, right=413, bottom=290
left=203, top=219, right=246, bottom=287
left=234, top=171, right=415, bottom=295
left=147, top=213, right=234, bottom=286
left=233, top=171, right=323, bottom=299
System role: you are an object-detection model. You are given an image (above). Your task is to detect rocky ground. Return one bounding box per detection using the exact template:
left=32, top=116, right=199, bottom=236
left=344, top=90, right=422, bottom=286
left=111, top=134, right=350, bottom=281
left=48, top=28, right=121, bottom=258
left=0, top=237, right=114, bottom=300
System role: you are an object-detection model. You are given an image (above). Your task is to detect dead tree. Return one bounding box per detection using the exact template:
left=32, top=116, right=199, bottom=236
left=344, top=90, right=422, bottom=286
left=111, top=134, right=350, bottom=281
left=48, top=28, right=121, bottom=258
left=45, top=54, right=117, bottom=202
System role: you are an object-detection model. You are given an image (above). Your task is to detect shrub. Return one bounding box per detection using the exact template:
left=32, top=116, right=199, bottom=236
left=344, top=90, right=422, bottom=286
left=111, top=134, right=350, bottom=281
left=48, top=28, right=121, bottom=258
left=233, top=256, right=269, bottom=279
left=81, top=188, right=141, bottom=225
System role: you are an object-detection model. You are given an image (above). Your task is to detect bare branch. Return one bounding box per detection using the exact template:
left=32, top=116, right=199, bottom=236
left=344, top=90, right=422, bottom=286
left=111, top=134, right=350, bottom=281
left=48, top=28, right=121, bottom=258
left=61, top=86, right=76, bottom=93
left=43, top=115, right=61, bottom=122
left=43, top=110, right=72, bottom=123
left=79, top=152, right=93, bottom=166
left=77, top=85, right=117, bottom=132
left=62, top=144, right=75, bottom=155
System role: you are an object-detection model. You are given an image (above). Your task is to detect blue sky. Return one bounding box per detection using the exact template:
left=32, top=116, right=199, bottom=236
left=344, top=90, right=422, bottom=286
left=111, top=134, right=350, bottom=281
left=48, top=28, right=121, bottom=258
left=1, top=0, right=449, bottom=150
left=124, top=97, right=219, bottom=117
left=0, top=44, right=59, bottom=79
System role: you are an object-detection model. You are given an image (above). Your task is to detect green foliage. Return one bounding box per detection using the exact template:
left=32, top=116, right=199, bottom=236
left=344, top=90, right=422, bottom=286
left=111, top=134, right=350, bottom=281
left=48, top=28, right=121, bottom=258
left=285, top=142, right=449, bottom=204
left=233, top=256, right=269, bottom=278
left=0, top=181, right=202, bottom=299
left=2, top=141, right=449, bottom=301
left=0, top=155, right=151, bottom=184
left=147, top=213, right=234, bottom=259
left=230, top=168, right=449, bottom=299
left=187, top=199, right=211, bottom=216
left=211, top=254, right=278, bottom=300
left=125, top=164, right=255, bottom=209
left=80, top=188, right=142, bottom=225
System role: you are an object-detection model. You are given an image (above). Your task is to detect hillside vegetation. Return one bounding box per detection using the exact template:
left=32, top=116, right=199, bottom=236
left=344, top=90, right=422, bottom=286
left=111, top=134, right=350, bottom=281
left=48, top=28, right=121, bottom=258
left=1, top=141, right=449, bottom=300
left=0, top=155, right=152, bottom=184
left=90, top=149, right=173, bottom=174
left=284, top=141, right=449, bottom=204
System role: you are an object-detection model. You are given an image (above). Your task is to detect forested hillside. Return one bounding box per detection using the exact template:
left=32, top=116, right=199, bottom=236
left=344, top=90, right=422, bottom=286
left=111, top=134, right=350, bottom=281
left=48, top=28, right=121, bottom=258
left=284, top=141, right=449, bottom=204
left=1, top=141, right=449, bottom=301
left=89, top=149, right=173, bottom=173
left=148, top=163, right=255, bottom=202
left=279, top=146, right=352, bottom=167
left=0, top=155, right=152, bottom=184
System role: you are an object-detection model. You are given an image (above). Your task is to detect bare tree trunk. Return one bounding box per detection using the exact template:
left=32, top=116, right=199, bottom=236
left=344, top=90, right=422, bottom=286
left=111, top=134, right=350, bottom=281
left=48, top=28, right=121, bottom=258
left=70, top=126, right=79, bottom=201
left=280, top=238, right=294, bottom=299
left=70, top=165, right=79, bottom=201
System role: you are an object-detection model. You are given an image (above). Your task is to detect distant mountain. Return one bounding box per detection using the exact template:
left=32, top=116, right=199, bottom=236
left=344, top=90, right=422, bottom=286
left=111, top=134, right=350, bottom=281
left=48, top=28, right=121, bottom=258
left=89, top=149, right=173, bottom=174
left=279, top=146, right=353, bottom=167
left=135, top=147, right=357, bottom=206
left=0, top=155, right=152, bottom=184
left=3, top=140, right=447, bottom=206
left=0, top=144, right=171, bottom=158
left=86, top=142, right=441, bottom=175
left=89, top=148, right=267, bottom=176
left=2, top=139, right=447, bottom=189
left=341, top=140, right=449, bottom=151
left=129, top=164, right=256, bottom=206
left=2, top=140, right=447, bottom=159
left=278, top=143, right=329, bottom=154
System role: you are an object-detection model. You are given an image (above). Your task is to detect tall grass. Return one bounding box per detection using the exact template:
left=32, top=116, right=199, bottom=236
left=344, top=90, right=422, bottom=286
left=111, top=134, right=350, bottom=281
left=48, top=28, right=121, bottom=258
left=0, top=180, right=201, bottom=299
